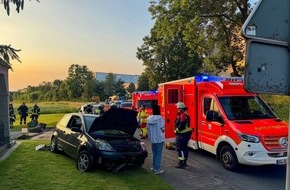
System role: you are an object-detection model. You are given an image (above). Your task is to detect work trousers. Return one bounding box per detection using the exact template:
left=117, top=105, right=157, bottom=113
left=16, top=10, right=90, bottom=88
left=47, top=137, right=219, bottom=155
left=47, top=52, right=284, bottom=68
left=140, top=123, right=148, bottom=136
left=20, top=115, right=27, bottom=125
left=176, top=131, right=191, bottom=160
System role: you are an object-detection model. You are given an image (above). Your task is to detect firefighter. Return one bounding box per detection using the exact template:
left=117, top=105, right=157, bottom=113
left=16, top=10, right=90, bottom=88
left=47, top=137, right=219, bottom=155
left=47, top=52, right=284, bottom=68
left=85, top=104, right=93, bottom=114
left=18, top=102, right=29, bottom=125
left=137, top=104, right=149, bottom=139
left=9, top=103, right=16, bottom=128
left=174, top=102, right=192, bottom=169
left=31, top=103, right=40, bottom=120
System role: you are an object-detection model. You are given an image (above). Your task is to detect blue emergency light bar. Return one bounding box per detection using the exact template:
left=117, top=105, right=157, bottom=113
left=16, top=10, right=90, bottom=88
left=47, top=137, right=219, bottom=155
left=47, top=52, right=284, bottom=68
left=195, top=74, right=243, bottom=83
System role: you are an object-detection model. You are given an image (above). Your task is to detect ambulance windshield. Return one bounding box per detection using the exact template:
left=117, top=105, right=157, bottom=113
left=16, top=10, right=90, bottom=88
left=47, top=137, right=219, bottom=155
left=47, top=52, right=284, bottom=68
left=218, top=96, right=276, bottom=120
left=137, top=100, right=158, bottom=109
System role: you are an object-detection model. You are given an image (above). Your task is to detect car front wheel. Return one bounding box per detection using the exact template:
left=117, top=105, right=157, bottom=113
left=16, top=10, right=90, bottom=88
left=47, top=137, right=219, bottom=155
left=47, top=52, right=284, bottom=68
left=77, top=150, right=93, bottom=172
left=50, top=136, right=58, bottom=153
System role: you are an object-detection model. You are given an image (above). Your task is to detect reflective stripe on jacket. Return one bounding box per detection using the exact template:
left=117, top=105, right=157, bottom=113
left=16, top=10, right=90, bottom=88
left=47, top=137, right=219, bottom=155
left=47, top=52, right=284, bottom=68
left=174, top=112, right=191, bottom=134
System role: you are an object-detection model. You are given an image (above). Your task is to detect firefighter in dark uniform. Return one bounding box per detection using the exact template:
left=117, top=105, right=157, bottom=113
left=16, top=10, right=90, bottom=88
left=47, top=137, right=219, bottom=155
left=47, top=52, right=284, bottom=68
left=174, top=102, right=192, bottom=169
left=18, top=102, right=29, bottom=125
left=9, top=103, right=16, bottom=128
left=31, top=103, right=40, bottom=120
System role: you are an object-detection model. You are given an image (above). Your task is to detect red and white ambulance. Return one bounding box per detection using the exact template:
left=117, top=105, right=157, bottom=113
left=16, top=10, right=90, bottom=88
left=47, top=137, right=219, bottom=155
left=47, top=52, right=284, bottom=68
left=132, top=91, right=158, bottom=115
left=158, top=74, right=288, bottom=171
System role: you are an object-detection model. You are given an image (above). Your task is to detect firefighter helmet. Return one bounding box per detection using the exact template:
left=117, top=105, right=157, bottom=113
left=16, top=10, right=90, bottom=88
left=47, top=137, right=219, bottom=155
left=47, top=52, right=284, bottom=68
left=176, top=102, right=186, bottom=109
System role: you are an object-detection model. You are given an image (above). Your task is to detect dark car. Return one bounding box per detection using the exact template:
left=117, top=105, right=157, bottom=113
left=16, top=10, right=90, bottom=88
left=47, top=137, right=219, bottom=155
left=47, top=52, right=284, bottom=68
left=120, top=101, right=132, bottom=109
left=50, top=108, right=148, bottom=173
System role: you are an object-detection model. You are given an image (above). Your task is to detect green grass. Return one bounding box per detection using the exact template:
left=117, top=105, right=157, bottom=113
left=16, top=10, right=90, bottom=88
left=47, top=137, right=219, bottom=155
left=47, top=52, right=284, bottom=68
left=13, top=101, right=85, bottom=114
left=11, top=113, right=65, bottom=130
left=11, top=101, right=87, bottom=130
left=0, top=140, right=173, bottom=190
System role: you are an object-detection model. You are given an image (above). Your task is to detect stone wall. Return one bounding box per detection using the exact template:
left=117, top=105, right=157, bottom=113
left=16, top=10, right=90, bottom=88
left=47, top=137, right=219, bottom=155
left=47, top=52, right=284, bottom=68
left=0, top=64, right=10, bottom=150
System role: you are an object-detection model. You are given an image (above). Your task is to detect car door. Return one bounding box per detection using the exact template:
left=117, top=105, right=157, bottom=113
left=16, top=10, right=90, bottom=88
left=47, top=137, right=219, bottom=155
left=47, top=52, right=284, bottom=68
left=65, top=116, right=83, bottom=158
left=56, top=114, right=72, bottom=151
left=198, top=95, right=222, bottom=151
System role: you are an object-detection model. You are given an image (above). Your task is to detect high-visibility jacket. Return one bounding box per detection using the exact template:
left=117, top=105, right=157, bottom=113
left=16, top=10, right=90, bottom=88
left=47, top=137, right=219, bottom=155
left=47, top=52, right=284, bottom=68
left=138, top=110, right=148, bottom=124
left=174, top=112, right=191, bottom=134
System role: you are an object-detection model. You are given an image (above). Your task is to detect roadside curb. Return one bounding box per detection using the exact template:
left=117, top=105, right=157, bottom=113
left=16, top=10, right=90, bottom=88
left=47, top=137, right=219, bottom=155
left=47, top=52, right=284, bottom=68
left=0, top=141, right=22, bottom=162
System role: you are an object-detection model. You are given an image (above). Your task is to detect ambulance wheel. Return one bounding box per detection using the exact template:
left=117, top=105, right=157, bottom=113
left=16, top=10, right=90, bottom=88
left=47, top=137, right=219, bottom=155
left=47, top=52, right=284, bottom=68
left=219, top=145, right=239, bottom=171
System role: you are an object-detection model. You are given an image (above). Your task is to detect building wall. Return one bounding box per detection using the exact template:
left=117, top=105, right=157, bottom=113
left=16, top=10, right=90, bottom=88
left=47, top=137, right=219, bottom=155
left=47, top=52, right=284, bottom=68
left=96, top=72, right=140, bottom=84
left=0, top=63, right=10, bottom=152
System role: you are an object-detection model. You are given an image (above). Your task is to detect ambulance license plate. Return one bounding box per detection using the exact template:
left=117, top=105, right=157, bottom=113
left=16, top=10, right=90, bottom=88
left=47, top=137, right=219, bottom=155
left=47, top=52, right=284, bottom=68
left=276, top=159, right=287, bottom=165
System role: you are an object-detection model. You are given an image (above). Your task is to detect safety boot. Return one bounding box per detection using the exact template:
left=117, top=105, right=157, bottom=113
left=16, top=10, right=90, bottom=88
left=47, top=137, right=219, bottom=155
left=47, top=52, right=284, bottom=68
left=175, top=160, right=186, bottom=169
left=184, top=158, right=188, bottom=167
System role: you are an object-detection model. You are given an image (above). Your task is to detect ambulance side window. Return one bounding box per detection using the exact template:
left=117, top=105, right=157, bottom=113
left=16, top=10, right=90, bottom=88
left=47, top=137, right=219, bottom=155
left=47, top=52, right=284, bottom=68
left=204, top=97, right=220, bottom=115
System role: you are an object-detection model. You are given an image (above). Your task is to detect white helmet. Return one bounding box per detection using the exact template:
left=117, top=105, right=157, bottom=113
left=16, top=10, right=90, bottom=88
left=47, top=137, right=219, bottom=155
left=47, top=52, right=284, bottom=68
left=176, top=102, right=186, bottom=109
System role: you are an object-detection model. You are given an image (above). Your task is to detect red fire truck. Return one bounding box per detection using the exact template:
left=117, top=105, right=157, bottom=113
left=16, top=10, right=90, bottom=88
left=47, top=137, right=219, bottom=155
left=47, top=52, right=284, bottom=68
left=132, top=91, right=158, bottom=114
left=158, top=74, right=288, bottom=171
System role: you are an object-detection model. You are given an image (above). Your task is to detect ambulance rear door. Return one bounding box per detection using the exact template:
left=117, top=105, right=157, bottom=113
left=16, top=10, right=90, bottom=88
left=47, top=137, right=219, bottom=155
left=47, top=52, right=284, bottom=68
left=162, top=84, right=183, bottom=140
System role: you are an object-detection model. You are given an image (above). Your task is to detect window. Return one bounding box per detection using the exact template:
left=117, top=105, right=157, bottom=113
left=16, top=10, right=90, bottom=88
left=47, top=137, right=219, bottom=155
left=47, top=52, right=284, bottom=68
left=168, top=89, right=179, bottom=104
left=69, top=116, right=82, bottom=129
left=204, top=97, right=220, bottom=115
left=58, top=115, right=71, bottom=128
left=218, top=96, right=276, bottom=120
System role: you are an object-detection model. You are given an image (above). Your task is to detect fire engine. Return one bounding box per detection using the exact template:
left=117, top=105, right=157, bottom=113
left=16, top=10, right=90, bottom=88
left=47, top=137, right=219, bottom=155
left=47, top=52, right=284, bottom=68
left=132, top=91, right=158, bottom=114
left=158, top=74, right=288, bottom=171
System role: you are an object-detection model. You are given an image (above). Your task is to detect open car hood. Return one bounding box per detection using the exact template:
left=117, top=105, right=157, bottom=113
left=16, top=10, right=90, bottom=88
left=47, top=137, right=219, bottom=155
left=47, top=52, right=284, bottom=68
left=89, top=108, right=138, bottom=136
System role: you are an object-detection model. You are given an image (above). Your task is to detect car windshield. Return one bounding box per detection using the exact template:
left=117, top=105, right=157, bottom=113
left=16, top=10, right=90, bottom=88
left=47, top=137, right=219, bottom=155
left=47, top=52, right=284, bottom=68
left=83, top=115, right=98, bottom=131
left=218, top=96, right=277, bottom=120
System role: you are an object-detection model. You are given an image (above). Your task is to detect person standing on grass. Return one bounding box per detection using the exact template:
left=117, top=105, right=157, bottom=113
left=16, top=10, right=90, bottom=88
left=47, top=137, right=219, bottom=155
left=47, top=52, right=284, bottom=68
left=18, top=102, right=28, bottom=125
left=31, top=103, right=40, bottom=120
left=147, top=104, right=165, bottom=175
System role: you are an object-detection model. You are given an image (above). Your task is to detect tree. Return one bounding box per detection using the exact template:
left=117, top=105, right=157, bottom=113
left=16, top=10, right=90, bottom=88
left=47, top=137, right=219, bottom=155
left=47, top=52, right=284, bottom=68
left=180, top=0, right=251, bottom=76
left=95, top=80, right=106, bottom=101
left=140, top=0, right=254, bottom=78
left=66, top=64, right=95, bottom=99
left=126, top=83, right=136, bottom=94
left=115, top=79, right=126, bottom=96
left=137, top=72, right=149, bottom=91
left=137, top=2, right=203, bottom=88
left=82, top=79, right=97, bottom=101
left=2, top=0, right=40, bottom=16
left=103, top=73, right=117, bottom=98
left=102, top=73, right=126, bottom=99
left=0, top=45, right=21, bottom=65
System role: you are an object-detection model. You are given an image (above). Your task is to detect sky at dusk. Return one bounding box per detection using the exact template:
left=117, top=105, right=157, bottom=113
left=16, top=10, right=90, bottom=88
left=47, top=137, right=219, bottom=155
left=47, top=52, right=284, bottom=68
left=1, top=0, right=259, bottom=91
left=1, top=0, right=154, bottom=91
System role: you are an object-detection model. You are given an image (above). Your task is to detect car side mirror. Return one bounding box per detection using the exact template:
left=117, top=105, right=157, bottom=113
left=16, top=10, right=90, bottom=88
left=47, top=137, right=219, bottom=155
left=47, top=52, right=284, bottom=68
left=216, top=116, right=224, bottom=125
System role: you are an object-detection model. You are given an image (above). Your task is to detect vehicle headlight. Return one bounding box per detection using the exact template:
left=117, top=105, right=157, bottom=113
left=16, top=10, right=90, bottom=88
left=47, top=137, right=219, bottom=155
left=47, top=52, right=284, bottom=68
left=96, top=139, right=114, bottom=151
left=237, top=133, right=260, bottom=143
